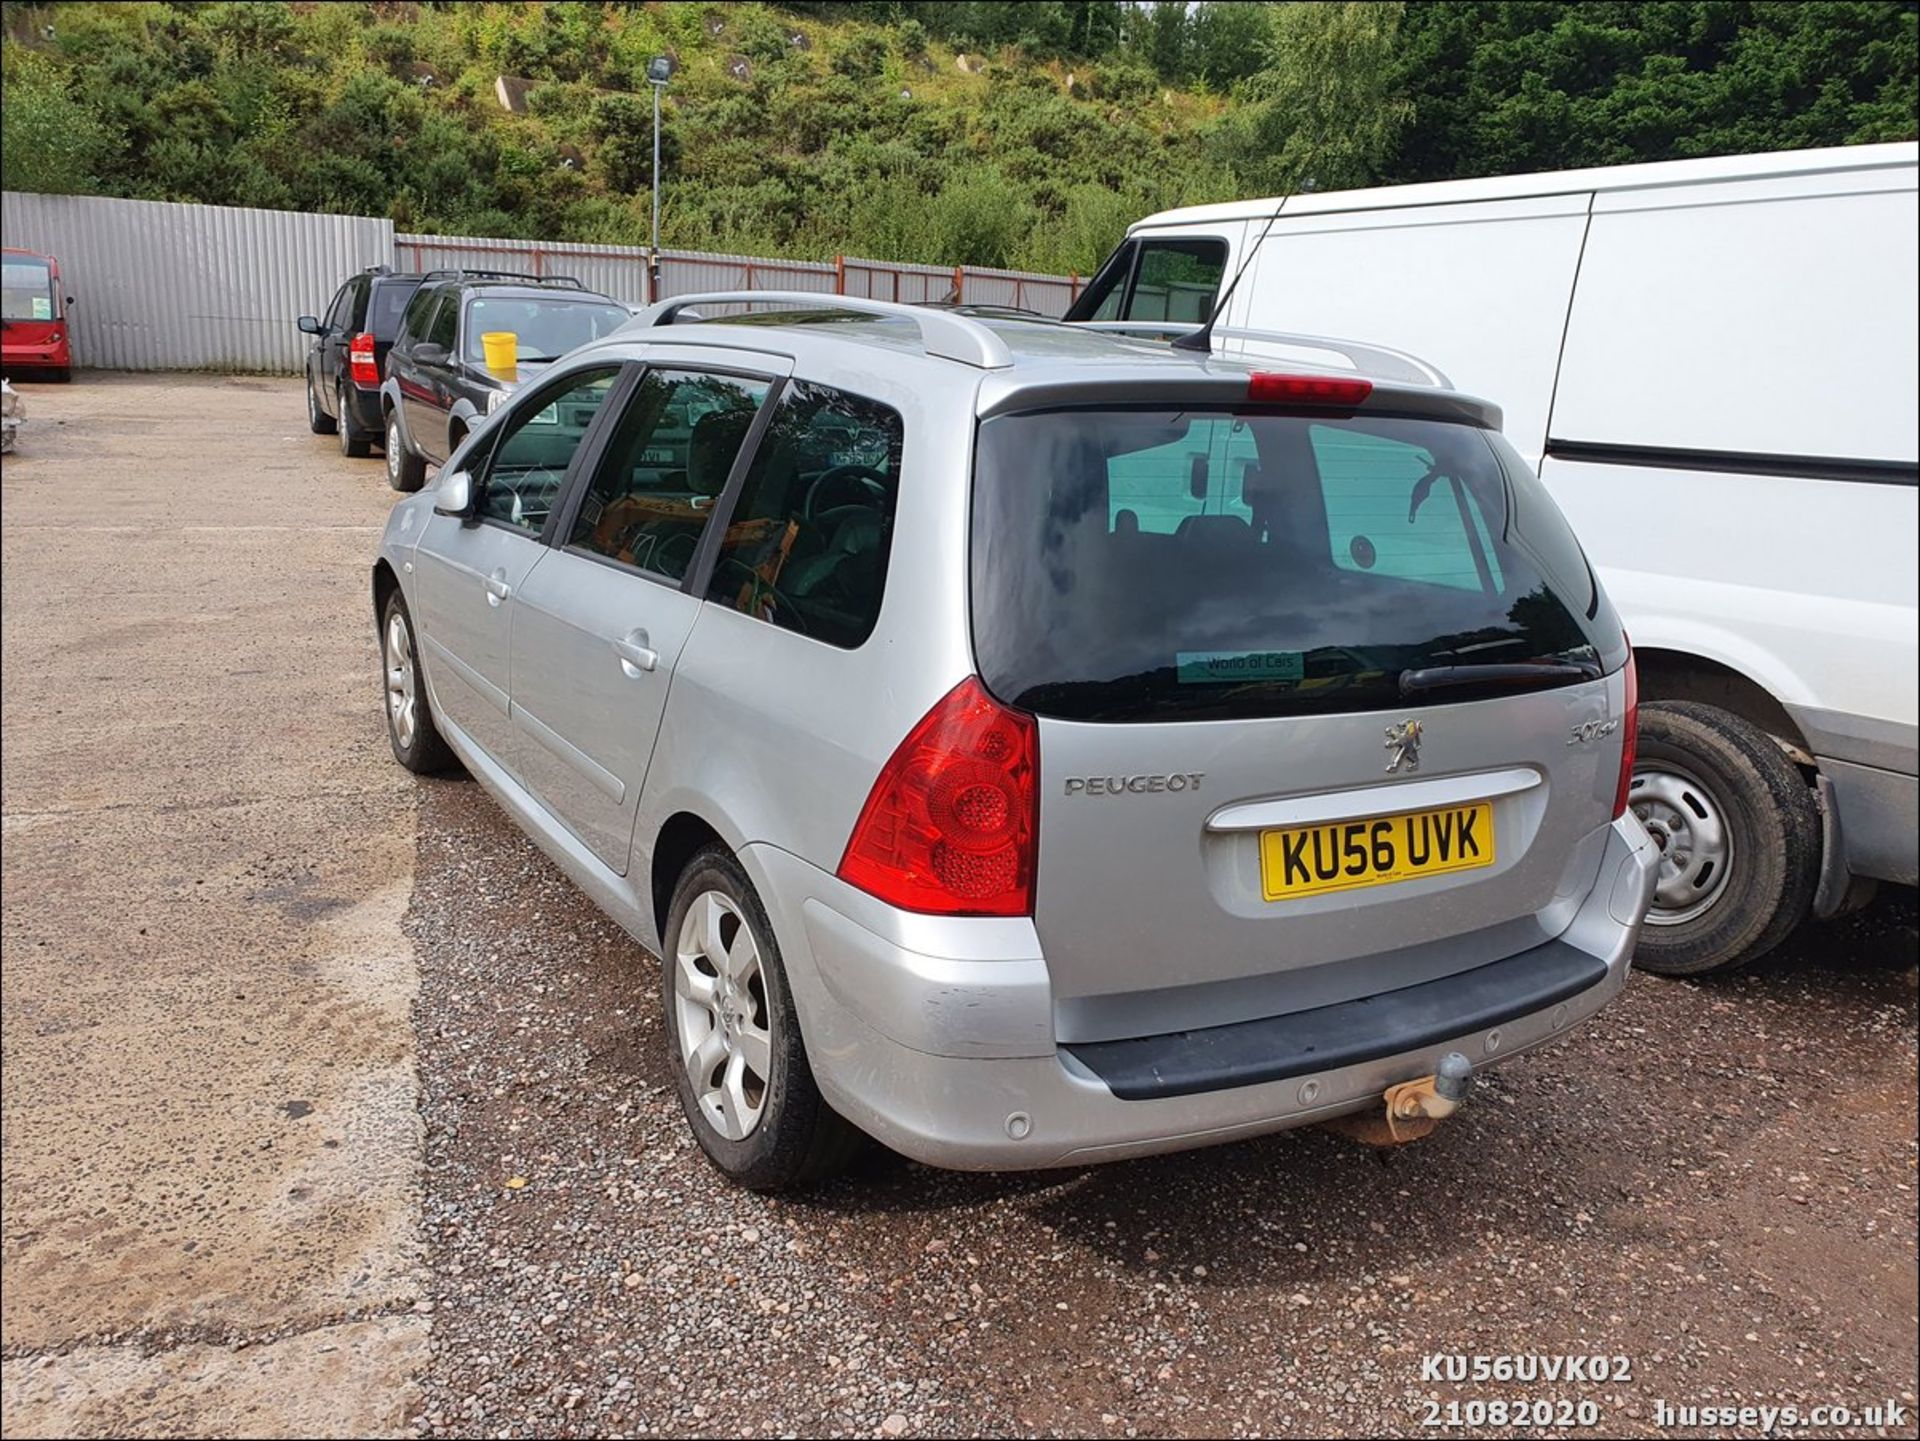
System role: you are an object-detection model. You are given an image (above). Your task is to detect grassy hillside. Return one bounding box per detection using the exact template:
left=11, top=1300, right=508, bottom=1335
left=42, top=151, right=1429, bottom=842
left=3, top=2, right=1913, bottom=273
left=0, top=1, right=1238, bottom=273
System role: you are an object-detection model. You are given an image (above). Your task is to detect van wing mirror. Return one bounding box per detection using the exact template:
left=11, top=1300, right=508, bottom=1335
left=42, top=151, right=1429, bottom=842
left=1188, top=452, right=1209, bottom=500
left=433, top=469, right=474, bottom=518
left=297, top=314, right=323, bottom=335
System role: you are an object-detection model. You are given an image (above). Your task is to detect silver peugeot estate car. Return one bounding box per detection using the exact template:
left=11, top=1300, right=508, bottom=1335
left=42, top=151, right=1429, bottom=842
left=371, top=293, right=1657, bottom=1190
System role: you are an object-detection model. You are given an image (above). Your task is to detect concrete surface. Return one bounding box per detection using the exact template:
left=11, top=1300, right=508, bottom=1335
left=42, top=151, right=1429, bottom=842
left=0, top=375, right=424, bottom=1436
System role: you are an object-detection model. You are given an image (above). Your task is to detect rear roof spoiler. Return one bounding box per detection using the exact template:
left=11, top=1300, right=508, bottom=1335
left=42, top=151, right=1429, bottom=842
left=1076, top=321, right=1451, bottom=389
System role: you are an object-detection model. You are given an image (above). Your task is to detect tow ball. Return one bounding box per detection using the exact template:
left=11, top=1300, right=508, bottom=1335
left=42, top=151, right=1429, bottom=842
left=1324, top=1052, right=1475, bottom=1146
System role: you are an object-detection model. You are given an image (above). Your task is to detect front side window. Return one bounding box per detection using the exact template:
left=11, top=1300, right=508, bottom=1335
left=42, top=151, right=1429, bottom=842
left=568, top=369, right=771, bottom=582
left=1064, top=238, right=1228, bottom=326
left=706, top=380, right=905, bottom=649
left=2, top=257, right=57, bottom=321
left=425, top=290, right=459, bottom=352
left=971, top=407, right=1622, bottom=722
left=323, top=282, right=354, bottom=332
left=463, top=296, right=631, bottom=365
left=398, top=285, right=440, bottom=345
left=477, top=367, right=622, bottom=533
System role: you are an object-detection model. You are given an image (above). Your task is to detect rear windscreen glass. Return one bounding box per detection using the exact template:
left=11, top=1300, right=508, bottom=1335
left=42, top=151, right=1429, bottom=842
left=971, top=409, right=1623, bottom=722
left=368, top=281, right=420, bottom=340
left=2, top=259, right=55, bottom=321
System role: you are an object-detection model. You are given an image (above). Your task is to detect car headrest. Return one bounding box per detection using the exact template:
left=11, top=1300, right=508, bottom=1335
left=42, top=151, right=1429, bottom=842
left=687, top=410, right=754, bottom=496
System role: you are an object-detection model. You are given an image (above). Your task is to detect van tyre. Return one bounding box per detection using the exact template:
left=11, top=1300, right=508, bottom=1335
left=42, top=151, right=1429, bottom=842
left=307, top=369, right=337, bottom=435
left=338, top=382, right=371, bottom=458
left=1628, top=701, right=1818, bottom=977
left=380, top=589, right=456, bottom=775
left=663, top=847, right=862, bottom=1191
left=386, top=413, right=427, bottom=492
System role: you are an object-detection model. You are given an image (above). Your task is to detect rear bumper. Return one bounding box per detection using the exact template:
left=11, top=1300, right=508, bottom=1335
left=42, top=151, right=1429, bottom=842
left=1, top=338, right=70, bottom=371
left=745, top=813, right=1658, bottom=1171
left=343, top=382, right=383, bottom=436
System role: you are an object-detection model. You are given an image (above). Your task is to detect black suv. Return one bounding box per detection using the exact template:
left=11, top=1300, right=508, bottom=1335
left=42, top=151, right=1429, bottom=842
left=379, top=269, right=631, bottom=491
left=299, top=266, right=425, bottom=458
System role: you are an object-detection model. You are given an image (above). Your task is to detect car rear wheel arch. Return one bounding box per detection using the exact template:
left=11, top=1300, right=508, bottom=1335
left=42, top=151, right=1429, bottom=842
left=651, top=812, right=729, bottom=949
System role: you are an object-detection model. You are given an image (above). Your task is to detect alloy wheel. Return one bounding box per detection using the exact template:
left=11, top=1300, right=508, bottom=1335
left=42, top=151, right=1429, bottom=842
left=673, top=890, right=773, bottom=1141
left=385, top=611, right=417, bottom=751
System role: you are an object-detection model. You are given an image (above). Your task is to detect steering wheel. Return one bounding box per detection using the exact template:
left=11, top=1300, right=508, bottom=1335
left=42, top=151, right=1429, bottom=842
left=802, top=464, right=889, bottom=524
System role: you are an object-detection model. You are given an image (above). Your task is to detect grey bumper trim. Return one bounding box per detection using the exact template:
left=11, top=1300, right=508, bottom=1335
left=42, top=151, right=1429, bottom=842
left=1065, top=940, right=1607, bottom=1101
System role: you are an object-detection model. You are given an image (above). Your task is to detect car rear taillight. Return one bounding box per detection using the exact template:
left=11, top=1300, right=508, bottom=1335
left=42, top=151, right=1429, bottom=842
left=1248, top=372, right=1372, bottom=406
left=838, top=677, right=1038, bottom=916
left=1613, top=642, right=1639, bottom=818
left=349, top=332, right=379, bottom=386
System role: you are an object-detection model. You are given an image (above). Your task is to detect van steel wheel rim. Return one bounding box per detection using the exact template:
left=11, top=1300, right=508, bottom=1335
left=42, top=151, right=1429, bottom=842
left=1629, top=763, right=1733, bottom=925
left=385, top=613, right=417, bottom=750
left=673, top=891, right=773, bottom=1141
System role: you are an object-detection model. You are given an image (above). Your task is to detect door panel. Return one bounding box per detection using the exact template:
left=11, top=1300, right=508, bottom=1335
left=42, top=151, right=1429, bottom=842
left=412, top=518, right=549, bottom=769
left=509, top=363, right=779, bottom=873
left=510, top=559, right=705, bottom=873
left=414, top=364, right=626, bottom=770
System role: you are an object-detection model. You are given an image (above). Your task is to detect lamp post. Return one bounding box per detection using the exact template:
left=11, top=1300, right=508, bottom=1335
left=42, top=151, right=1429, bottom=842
left=647, top=56, right=671, bottom=303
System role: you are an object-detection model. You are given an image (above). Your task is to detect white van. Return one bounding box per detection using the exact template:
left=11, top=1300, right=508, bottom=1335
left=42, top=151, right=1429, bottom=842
left=1065, top=143, right=1918, bottom=975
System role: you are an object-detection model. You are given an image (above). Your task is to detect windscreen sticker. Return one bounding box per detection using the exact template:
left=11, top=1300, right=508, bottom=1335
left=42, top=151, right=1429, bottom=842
left=30, top=297, right=52, bottom=320
left=1177, top=650, right=1305, bottom=684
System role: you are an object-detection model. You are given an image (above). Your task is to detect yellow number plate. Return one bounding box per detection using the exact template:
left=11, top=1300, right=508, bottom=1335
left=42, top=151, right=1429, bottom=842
left=1259, top=801, right=1494, bottom=902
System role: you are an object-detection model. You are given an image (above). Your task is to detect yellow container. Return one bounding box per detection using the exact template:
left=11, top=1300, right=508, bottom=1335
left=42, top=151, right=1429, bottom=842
left=480, top=331, right=518, bottom=374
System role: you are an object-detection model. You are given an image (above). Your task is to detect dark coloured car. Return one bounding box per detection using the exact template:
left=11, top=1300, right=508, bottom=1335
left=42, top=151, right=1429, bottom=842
left=299, top=266, right=426, bottom=457
left=378, top=270, right=631, bottom=491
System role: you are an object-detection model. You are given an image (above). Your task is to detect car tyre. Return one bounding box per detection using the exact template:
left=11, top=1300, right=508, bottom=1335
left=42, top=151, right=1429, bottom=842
left=386, top=412, right=427, bottom=492
left=307, top=368, right=337, bottom=435
left=1628, top=701, right=1818, bottom=977
left=380, top=588, right=456, bottom=775
left=338, top=382, right=372, bottom=458
left=662, top=846, right=863, bottom=1191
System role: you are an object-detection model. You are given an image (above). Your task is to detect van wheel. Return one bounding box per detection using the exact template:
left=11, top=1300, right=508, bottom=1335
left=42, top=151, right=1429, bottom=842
left=338, top=382, right=371, bottom=458
left=662, top=847, right=862, bottom=1191
left=307, top=369, right=337, bottom=435
left=381, top=589, right=455, bottom=775
left=1628, top=701, right=1818, bottom=976
left=386, top=413, right=426, bottom=492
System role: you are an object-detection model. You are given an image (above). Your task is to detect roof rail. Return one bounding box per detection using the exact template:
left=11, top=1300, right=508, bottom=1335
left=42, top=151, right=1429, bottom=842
left=419, top=267, right=588, bottom=289
left=1077, top=321, right=1450, bottom=388
left=636, top=291, right=1015, bottom=370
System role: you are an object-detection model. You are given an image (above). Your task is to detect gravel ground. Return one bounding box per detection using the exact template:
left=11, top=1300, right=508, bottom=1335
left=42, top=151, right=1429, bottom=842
left=406, top=778, right=1917, bottom=1440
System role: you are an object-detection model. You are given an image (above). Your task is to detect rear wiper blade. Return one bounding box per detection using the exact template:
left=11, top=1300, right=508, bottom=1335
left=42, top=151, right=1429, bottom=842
left=1399, top=661, right=1598, bottom=697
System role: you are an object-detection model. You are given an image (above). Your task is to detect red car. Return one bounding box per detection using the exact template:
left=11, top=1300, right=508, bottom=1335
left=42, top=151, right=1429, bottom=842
left=2, top=249, right=73, bottom=382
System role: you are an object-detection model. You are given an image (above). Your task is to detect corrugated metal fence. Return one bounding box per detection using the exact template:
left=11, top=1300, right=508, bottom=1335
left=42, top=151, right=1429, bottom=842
left=0, top=191, right=1084, bottom=373
left=3, top=192, right=392, bottom=372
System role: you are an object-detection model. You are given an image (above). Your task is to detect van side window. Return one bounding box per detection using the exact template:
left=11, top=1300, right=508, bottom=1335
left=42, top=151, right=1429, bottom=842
left=569, top=369, right=772, bottom=582
left=706, top=380, right=905, bottom=649
left=1310, top=425, right=1504, bottom=594
left=1068, top=239, right=1228, bottom=325
left=477, top=367, right=622, bottom=533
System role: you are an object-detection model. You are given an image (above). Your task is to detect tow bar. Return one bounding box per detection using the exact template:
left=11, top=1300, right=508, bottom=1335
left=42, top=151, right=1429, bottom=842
left=1324, top=1052, right=1475, bottom=1145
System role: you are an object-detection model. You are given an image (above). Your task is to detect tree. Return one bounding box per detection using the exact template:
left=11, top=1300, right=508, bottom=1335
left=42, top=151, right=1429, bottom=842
left=0, top=50, right=113, bottom=195
left=1217, top=2, right=1411, bottom=195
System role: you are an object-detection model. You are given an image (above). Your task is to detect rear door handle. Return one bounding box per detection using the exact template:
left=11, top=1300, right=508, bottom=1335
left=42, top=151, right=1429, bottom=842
left=484, top=570, right=512, bottom=604
left=613, top=630, right=658, bottom=675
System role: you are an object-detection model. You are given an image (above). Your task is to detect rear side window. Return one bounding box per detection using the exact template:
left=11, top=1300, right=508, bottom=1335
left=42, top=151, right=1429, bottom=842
left=971, top=408, right=1623, bottom=722
left=706, top=380, right=904, bottom=649
left=568, top=370, right=771, bottom=582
